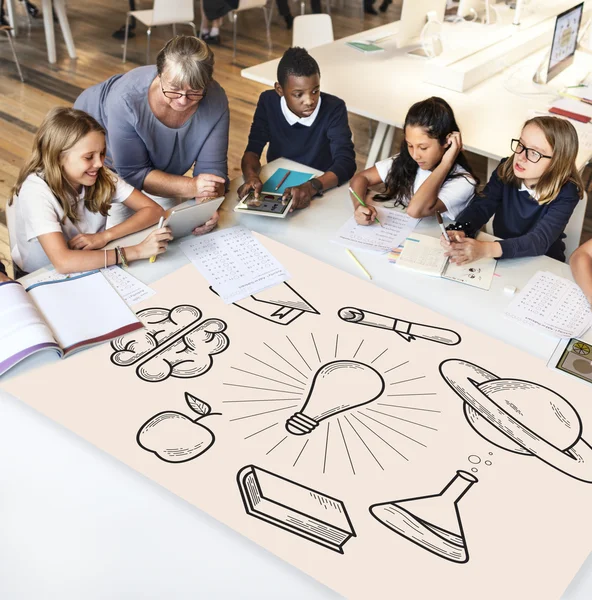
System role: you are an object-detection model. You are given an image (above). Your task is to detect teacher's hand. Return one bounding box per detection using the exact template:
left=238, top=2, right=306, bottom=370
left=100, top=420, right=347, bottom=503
left=192, top=210, right=219, bottom=236
left=285, top=182, right=314, bottom=211
left=192, top=173, right=226, bottom=200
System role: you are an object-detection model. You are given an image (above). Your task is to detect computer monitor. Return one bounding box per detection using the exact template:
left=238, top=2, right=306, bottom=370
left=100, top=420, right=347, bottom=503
left=397, top=0, right=447, bottom=48
left=546, top=2, right=584, bottom=82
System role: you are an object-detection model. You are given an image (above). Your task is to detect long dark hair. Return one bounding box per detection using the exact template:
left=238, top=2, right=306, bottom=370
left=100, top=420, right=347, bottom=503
left=384, top=97, right=479, bottom=203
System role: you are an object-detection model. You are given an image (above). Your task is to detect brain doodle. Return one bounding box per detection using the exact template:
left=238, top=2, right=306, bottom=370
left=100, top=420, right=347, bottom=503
left=110, top=305, right=230, bottom=382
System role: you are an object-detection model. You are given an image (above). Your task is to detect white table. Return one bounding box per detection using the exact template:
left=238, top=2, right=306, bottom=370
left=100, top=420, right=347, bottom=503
left=2, top=158, right=591, bottom=599
left=6, top=0, right=76, bottom=64
left=242, top=8, right=592, bottom=175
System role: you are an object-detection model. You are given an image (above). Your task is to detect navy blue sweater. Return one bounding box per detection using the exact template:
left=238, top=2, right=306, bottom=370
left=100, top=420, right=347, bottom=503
left=457, top=159, right=581, bottom=262
left=245, top=90, right=356, bottom=185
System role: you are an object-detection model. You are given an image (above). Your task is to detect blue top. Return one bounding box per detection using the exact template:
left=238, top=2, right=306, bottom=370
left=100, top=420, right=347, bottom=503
left=74, top=66, right=229, bottom=190
left=245, top=90, right=356, bottom=185
left=0, top=261, right=6, bottom=277
left=457, top=159, right=581, bottom=262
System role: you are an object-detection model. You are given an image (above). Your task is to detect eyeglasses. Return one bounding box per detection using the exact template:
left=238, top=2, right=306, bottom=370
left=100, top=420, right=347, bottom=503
left=160, top=78, right=206, bottom=102
left=511, top=139, right=552, bottom=164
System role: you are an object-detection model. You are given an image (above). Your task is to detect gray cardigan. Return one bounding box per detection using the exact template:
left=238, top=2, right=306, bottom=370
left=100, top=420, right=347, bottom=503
left=74, top=66, right=229, bottom=190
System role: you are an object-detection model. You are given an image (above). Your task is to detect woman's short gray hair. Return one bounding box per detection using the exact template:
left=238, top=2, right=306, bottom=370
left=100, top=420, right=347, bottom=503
left=156, top=36, right=214, bottom=90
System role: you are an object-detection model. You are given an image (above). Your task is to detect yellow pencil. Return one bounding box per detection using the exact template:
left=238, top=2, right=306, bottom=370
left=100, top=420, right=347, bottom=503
left=150, top=216, right=165, bottom=263
left=346, top=249, right=372, bottom=280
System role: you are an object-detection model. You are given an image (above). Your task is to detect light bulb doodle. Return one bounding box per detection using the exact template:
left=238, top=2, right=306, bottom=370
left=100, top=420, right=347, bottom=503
left=338, top=306, right=461, bottom=346
left=285, top=360, right=385, bottom=435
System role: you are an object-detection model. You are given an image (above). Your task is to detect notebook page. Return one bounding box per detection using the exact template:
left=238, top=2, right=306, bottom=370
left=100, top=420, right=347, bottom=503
left=395, top=233, right=447, bottom=276
left=27, top=272, right=142, bottom=353
left=180, top=226, right=290, bottom=304
left=333, top=208, right=420, bottom=253
left=442, top=256, right=497, bottom=290
left=505, top=271, right=592, bottom=338
left=0, top=282, right=59, bottom=375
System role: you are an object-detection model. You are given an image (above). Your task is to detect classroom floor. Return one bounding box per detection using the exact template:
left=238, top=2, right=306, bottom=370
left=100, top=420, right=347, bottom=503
left=0, top=0, right=590, bottom=279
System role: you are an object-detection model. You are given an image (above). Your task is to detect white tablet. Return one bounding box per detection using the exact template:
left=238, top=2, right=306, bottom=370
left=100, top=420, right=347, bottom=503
left=164, top=197, right=225, bottom=239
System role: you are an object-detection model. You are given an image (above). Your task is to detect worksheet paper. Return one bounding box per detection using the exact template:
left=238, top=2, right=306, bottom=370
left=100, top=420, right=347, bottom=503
left=505, top=271, right=592, bottom=338
left=333, top=208, right=420, bottom=253
left=180, top=226, right=290, bottom=303
left=23, top=267, right=155, bottom=307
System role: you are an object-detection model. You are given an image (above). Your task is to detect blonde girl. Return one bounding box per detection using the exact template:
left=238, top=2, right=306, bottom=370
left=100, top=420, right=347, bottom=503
left=7, top=107, right=170, bottom=275
left=444, top=116, right=584, bottom=264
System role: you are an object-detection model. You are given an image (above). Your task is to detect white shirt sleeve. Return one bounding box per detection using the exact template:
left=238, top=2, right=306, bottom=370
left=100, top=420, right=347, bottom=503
left=18, top=176, right=64, bottom=242
left=438, top=168, right=476, bottom=220
left=375, top=156, right=395, bottom=183
left=111, top=173, right=135, bottom=203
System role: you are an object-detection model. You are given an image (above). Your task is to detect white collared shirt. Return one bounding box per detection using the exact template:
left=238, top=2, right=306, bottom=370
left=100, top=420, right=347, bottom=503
left=519, top=182, right=540, bottom=201
left=280, top=95, right=322, bottom=127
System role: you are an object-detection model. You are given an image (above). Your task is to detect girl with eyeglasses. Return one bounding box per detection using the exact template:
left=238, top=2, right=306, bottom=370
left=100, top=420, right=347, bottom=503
left=444, top=116, right=584, bottom=264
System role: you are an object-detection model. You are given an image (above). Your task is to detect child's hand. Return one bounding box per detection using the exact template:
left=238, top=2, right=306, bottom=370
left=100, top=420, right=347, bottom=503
left=440, top=229, right=465, bottom=249
left=68, top=231, right=109, bottom=250
left=286, top=182, right=314, bottom=211
left=237, top=177, right=263, bottom=200
left=192, top=211, right=219, bottom=236
left=136, top=226, right=173, bottom=260
left=444, top=236, right=487, bottom=265
left=354, top=204, right=377, bottom=226
left=442, top=131, right=463, bottom=167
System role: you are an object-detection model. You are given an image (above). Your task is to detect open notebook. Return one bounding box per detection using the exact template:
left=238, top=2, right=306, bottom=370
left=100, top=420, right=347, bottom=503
left=395, top=233, right=497, bottom=290
left=0, top=271, right=143, bottom=376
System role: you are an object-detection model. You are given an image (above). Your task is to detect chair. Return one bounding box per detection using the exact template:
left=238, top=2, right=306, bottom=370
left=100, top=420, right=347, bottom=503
left=230, top=0, right=272, bottom=61
left=292, top=14, right=333, bottom=48
left=122, top=0, right=197, bottom=64
left=0, top=26, right=24, bottom=82
left=564, top=191, right=588, bottom=260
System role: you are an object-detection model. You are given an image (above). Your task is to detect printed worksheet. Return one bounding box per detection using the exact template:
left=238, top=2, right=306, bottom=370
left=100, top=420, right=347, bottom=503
left=180, top=226, right=290, bottom=303
left=505, top=271, right=592, bottom=338
left=101, top=267, right=155, bottom=306
left=333, top=208, right=420, bottom=253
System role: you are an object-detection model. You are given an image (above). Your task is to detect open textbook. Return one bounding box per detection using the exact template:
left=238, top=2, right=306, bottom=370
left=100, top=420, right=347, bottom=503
left=0, top=271, right=143, bottom=376
left=395, top=233, right=497, bottom=291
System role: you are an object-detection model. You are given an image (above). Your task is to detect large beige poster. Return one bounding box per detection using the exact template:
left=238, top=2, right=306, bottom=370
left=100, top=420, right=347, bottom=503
left=4, top=234, right=592, bottom=599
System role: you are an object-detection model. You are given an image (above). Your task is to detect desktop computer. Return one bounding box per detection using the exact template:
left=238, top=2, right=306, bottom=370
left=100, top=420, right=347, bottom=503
left=396, top=0, right=447, bottom=48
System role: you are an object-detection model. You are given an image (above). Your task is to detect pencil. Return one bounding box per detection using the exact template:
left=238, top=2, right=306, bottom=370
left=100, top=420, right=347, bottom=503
left=349, top=186, right=382, bottom=226
left=346, top=249, right=372, bottom=280
left=275, top=170, right=291, bottom=191
left=150, top=216, right=164, bottom=263
left=436, top=211, right=450, bottom=242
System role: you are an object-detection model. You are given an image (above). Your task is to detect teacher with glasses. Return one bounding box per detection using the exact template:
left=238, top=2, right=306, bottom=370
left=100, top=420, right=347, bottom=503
left=74, top=35, right=228, bottom=233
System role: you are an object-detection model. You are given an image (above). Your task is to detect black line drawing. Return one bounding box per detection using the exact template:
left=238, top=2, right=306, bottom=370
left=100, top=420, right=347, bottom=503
left=369, top=469, right=478, bottom=564
left=237, top=464, right=356, bottom=553
left=111, top=305, right=229, bottom=382
left=338, top=307, right=461, bottom=346
left=137, top=392, right=221, bottom=463
left=285, top=360, right=385, bottom=436
left=440, top=358, right=592, bottom=484
left=210, top=283, right=319, bottom=325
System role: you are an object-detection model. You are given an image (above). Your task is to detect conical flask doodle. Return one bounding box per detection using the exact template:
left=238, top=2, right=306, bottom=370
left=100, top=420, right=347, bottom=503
left=369, top=470, right=478, bottom=564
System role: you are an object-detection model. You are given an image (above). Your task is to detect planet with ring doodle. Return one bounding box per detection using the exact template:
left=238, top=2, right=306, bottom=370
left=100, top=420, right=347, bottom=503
left=439, top=359, right=592, bottom=483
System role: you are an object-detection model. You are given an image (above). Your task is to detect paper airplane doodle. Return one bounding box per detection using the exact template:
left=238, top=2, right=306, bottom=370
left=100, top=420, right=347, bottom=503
left=338, top=306, right=461, bottom=345
left=211, top=283, right=319, bottom=325
left=440, top=359, right=592, bottom=483
left=370, top=469, right=478, bottom=564
left=111, top=305, right=230, bottom=382
left=137, top=392, right=220, bottom=463
left=237, top=464, right=356, bottom=553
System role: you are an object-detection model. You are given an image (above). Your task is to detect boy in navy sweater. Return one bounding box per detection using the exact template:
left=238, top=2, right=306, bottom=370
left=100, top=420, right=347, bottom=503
left=238, top=47, right=356, bottom=210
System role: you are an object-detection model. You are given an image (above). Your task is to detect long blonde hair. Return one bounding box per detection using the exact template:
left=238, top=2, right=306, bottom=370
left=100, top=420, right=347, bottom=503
left=498, top=116, right=584, bottom=205
left=10, top=107, right=116, bottom=223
